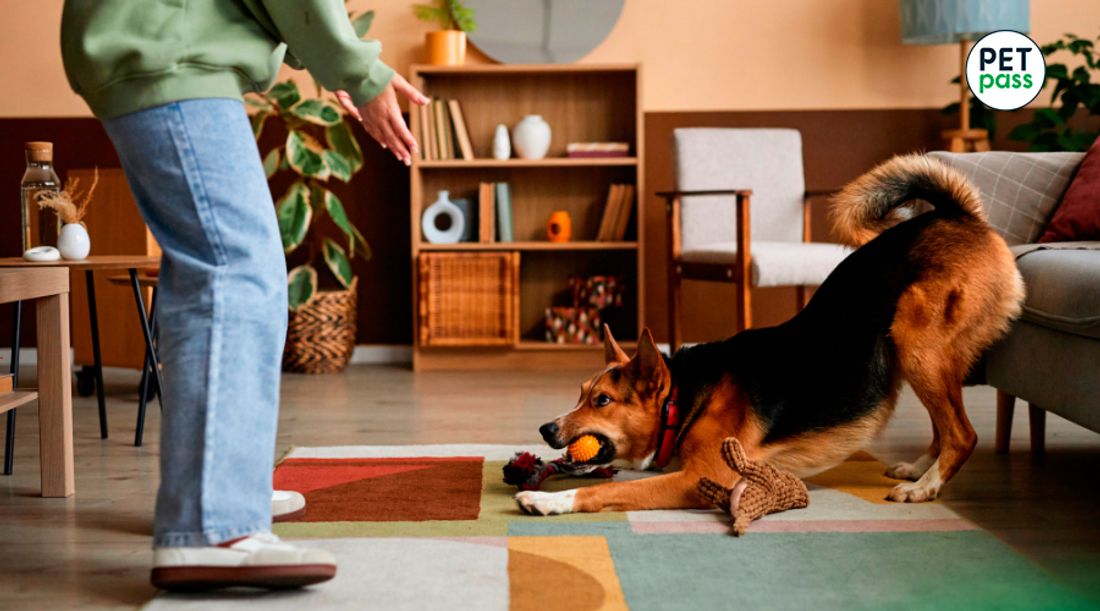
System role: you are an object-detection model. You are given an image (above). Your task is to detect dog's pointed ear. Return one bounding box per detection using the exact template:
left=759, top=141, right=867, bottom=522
left=603, top=324, right=629, bottom=364
left=635, top=327, right=667, bottom=379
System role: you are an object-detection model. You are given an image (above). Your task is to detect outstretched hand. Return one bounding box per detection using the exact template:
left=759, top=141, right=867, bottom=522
left=336, top=73, right=429, bottom=166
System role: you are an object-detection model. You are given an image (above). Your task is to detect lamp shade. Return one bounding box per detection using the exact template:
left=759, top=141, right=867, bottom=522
left=900, top=0, right=1029, bottom=44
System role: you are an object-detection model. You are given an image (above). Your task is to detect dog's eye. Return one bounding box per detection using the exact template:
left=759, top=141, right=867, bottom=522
left=594, top=393, right=612, bottom=407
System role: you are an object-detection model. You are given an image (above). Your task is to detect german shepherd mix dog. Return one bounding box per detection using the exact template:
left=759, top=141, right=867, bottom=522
left=516, top=155, right=1025, bottom=517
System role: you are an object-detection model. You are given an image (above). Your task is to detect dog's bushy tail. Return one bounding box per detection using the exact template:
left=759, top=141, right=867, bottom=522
left=831, top=154, right=986, bottom=246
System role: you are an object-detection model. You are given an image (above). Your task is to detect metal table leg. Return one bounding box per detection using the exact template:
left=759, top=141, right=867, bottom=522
left=85, top=270, right=108, bottom=439
left=134, top=286, right=159, bottom=447
left=4, top=301, right=22, bottom=475
left=129, top=270, right=164, bottom=445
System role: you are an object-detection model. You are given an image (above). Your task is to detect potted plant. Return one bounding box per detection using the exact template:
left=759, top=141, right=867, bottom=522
left=246, top=10, right=375, bottom=374
left=413, top=0, right=476, bottom=65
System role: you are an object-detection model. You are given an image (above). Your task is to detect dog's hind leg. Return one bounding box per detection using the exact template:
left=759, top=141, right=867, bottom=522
left=885, top=421, right=940, bottom=481
left=886, top=285, right=979, bottom=502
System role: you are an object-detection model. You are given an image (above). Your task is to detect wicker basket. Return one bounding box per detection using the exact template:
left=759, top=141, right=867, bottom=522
left=283, top=278, right=358, bottom=374
left=418, top=252, right=518, bottom=346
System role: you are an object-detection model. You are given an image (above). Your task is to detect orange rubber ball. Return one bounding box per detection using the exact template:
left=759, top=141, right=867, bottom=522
left=568, top=435, right=601, bottom=463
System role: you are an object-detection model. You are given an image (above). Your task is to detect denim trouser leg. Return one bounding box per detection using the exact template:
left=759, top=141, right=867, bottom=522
left=103, top=99, right=288, bottom=547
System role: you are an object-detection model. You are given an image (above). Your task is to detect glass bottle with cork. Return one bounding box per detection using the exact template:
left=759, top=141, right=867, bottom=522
left=20, top=141, right=62, bottom=251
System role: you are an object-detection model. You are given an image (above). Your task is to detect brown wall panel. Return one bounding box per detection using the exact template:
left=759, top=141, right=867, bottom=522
left=1, top=109, right=1035, bottom=350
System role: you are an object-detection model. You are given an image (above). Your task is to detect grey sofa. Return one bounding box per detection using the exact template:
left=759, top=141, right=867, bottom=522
left=929, top=151, right=1100, bottom=453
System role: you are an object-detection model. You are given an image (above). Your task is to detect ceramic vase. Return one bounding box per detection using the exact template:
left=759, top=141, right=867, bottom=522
left=512, top=115, right=551, bottom=160
left=424, top=30, right=466, bottom=65
left=492, top=124, right=511, bottom=160
left=547, top=211, right=572, bottom=242
left=58, top=223, right=90, bottom=260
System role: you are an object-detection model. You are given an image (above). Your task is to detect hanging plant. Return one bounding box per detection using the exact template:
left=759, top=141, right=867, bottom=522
left=246, top=10, right=375, bottom=311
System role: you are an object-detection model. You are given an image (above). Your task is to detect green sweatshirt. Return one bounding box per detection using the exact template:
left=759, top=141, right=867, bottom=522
left=61, top=0, right=394, bottom=119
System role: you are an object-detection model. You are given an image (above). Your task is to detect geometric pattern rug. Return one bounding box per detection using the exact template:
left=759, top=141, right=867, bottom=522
left=146, top=444, right=1099, bottom=610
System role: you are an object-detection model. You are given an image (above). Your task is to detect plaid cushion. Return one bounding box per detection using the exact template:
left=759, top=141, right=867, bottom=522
left=928, top=151, right=1085, bottom=245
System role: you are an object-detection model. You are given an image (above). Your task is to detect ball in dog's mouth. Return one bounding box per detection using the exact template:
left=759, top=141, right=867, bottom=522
left=567, top=433, right=615, bottom=465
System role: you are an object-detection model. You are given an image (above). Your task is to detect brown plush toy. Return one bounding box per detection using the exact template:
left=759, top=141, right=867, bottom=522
left=696, top=437, right=810, bottom=536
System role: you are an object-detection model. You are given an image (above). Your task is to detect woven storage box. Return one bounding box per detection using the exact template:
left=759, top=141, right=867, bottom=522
left=418, top=252, right=519, bottom=346
left=545, top=306, right=601, bottom=345
left=283, top=279, right=358, bottom=374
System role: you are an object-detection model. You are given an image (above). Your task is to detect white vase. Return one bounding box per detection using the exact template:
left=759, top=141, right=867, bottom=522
left=492, top=124, right=511, bottom=160
left=512, top=115, right=551, bottom=160
left=58, top=223, right=90, bottom=261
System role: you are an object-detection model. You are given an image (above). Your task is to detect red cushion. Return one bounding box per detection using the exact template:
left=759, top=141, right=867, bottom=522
left=1039, top=136, right=1100, bottom=243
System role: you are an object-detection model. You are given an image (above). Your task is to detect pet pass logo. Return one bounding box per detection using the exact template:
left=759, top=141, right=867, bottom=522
left=966, top=30, right=1045, bottom=110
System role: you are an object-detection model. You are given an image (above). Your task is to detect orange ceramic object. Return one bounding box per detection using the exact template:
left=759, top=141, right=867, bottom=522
left=568, top=435, right=601, bottom=463
left=547, top=211, right=573, bottom=242
left=425, top=30, right=467, bottom=66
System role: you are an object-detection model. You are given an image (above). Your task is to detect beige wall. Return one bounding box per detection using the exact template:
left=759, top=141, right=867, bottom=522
left=4, top=0, right=1097, bottom=117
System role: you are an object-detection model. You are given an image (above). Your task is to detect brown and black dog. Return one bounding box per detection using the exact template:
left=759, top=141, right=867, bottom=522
left=515, top=154, right=1025, bottom=516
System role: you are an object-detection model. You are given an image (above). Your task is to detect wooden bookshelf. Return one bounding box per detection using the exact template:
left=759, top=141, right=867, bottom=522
left=409, top=64, right=644, bottom=370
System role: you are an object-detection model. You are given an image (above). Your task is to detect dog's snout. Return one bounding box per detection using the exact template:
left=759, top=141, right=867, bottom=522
left=539, top=422, right=565, bottom=448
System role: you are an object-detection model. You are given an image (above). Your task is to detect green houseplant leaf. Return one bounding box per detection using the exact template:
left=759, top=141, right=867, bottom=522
left=325, top=121, right=364, bottom=174
left=323, top=149, right=353, bottom=182
left=322, top=238, right=354, bottom=288
left=289, top=98, right=343, bottom=126
left=268, top=81, right=302, bottom=108
left=262, top=148, right=281, bottom=179
left=286, top=130, right=331, bottom=180
left=287, top=264, right=318, bottom=311
left=250, top=110, right=270, bottom=139
left=276, top=181, right=312, bottom=253
left=320, top=189, right=372, bottom=260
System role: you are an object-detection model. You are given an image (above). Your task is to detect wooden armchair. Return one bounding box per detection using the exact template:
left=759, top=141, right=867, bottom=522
left=659, top=128, right=851, bottom=351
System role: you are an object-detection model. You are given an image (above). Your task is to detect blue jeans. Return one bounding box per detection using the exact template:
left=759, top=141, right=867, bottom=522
left=104, top=99, right=287, bottom=547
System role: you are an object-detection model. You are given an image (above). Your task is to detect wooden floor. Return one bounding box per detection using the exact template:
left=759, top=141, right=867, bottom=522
left=1, top=365, right=1098, bottom=609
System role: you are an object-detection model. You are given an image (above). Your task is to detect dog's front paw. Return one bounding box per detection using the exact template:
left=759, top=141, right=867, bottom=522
left=514, top=490, right=577, bottom=516
left=886, top=481, right=940, bottom=503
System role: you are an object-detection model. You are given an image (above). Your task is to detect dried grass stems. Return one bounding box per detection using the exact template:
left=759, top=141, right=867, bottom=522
left=36, top=168, right=98, bottom=225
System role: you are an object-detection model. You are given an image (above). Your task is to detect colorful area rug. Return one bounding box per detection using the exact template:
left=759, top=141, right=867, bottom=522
left=147, top=444, right=1098, bottom=610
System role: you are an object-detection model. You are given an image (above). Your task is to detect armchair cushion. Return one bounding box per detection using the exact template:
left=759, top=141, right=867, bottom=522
left=927, top=151, right=1084, bottom=245
left=674, top=128, right=805, bottom=250
left=680, top=241, right=852, bottom=288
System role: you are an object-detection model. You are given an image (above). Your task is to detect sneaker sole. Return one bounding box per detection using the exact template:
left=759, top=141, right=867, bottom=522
left=151, top=564, right=336, bottom=592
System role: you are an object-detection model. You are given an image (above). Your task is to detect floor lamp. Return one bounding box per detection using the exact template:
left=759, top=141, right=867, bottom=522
left=900, top=0, right=1030, bottom=152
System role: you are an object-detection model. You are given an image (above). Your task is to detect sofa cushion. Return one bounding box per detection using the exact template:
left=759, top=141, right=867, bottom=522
left=1040, top=136, right=1100, bottom=242
left=1013, top=247, right=1100, bottom=340
left=928, top=151, right=1084, bottom=245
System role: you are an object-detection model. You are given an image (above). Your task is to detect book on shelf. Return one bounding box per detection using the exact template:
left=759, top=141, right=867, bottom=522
left=596, top=184, right=623, bottom=241
left=478, top=182, right=495, bottom=242
left=611, top=184, right=636, bottom=241
left=567, top=142, right=630, bottom=158
left=420, top=103, right=435, bottom=161
left=0, top=373, right=12, bottom=394
left=447, top=100, right=475, bottom=160
left=432, top=99, right=449, bottom=160
left=494, top=182, right=513, bottom=242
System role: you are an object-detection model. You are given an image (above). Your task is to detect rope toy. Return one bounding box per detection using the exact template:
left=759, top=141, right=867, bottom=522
left=502, top=450, right=616, bottom=491
left=696, top=437, right=809, bottom=536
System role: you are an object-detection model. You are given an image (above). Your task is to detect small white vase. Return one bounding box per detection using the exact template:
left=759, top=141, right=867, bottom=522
left=492, top=124, right=511, bottom=160
left=512, top=115, right=551, bottom=160
left=58, top=223, right=90, bottom=261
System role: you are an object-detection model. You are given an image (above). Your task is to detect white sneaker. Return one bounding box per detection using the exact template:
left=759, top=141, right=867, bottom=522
left=272, top=490, right=306, bottom=522
left=151, top=533, right=336, bottom=591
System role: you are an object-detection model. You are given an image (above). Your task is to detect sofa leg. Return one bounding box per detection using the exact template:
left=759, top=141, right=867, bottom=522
left=1028, top=403, right=1046, bottom=456
left=995, top=391, right=1015, bottom=454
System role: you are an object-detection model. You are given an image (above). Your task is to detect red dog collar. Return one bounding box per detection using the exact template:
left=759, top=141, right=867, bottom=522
left=651, top=386, right=681, bottom=470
